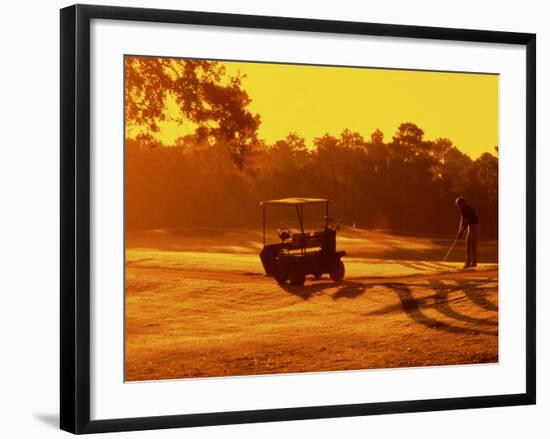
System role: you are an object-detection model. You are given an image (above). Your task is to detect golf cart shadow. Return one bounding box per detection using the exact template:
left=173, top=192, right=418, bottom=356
left=278, top=278, right=364, bottom=300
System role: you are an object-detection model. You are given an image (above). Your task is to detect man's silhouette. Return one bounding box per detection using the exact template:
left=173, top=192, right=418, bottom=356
left=455, top=197, right=479, bottom=268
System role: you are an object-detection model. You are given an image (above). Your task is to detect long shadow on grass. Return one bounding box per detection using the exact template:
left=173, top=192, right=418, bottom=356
left=378, top=282, right=498, bottom=336
left=429, top=280, right=498, bottom=327
left=462, top=279, right=499, bottom=312
left=283, top=277, right=498, bottom=336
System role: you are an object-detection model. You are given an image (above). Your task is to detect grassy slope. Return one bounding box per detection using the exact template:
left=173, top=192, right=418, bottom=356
left=125, top=228, right=498, bottom=381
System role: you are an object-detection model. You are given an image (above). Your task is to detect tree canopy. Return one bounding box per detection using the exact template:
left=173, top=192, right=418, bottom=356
left=125, top=58, right=498, bottom=238
left=125, top=57, right=261, bottom=170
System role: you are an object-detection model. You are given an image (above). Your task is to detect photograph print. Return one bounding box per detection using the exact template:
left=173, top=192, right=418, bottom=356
left=124, top=55, right=498, bottom=382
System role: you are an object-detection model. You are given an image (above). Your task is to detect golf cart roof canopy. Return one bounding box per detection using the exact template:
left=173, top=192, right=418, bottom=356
left=260, top=197, right=330, bottom=206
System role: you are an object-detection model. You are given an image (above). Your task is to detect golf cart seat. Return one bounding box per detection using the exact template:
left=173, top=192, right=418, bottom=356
left=291, top=232, right=321, bottom=249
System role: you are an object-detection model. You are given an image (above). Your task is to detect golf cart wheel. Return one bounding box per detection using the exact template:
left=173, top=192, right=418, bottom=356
left=289, top=270, right=306, bottom=287
left=330, top=260, right=345, bottom=282
left=274, top=261, right=289, bottom=284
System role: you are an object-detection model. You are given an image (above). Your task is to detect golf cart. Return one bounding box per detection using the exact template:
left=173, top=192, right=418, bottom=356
left=259, top=198, right=346, bottom=286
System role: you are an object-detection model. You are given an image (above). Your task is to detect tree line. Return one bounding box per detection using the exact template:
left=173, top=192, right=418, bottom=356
left=125, top=57, right=498, bottom=238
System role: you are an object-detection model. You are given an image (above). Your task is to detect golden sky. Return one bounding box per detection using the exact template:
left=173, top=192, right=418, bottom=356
left=158, top=60, right=498, bottom=159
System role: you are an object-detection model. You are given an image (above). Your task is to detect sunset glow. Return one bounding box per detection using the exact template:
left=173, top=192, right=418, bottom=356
left=151, top=60, right=498, bottom=158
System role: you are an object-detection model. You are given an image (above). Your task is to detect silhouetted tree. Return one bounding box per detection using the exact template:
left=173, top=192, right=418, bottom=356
left=370, top=128, right=384, bottom=146
left=125, top=57, right=261, bottom=170
left=126, top=122, right=498, bottom=239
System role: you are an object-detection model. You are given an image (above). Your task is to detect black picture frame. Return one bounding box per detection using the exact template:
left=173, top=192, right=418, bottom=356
left=60, top=4, right=536, bottom=434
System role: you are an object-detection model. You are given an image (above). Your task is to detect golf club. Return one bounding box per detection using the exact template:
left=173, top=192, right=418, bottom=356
left=443, top=237, right=459, bottom=262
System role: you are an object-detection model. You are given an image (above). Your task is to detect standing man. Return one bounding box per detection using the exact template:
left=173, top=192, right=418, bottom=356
left=455, top=197, right=479, bottom=268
